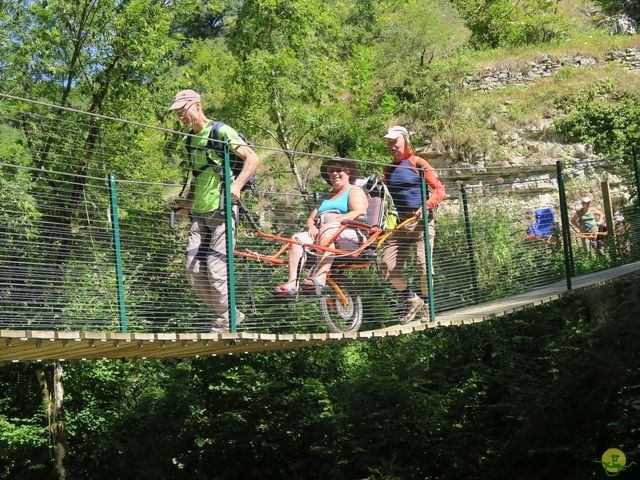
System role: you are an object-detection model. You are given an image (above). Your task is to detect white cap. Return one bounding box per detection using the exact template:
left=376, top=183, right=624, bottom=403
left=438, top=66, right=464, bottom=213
left=383, top=126, right=408, bottom=140
left=581, top=196, right=591, bottom=204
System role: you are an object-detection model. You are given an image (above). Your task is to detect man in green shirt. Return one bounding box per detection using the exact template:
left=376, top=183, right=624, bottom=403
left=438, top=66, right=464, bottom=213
left=170, top=89, right=260, bottom=332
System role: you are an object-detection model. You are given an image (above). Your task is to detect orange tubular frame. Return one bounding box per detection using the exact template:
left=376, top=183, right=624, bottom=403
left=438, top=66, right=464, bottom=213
left=234, top=221, right=384, bottom=264
left=376, top=215, right=418, bottom=248
left=326, top=276, right=349, bottom=307
left=233, top=215, right=420, bottom=303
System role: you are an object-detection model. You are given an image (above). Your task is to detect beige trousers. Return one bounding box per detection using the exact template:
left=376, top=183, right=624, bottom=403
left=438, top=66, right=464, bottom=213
left=186, top=209, right=236, bottom=324
left=379, top=217, right=435, bottom=296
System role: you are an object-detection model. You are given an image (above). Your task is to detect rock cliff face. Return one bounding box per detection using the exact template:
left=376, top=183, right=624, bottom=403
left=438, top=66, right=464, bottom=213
left=598, top=14, right=638, bottom=35
left=422, top=126, right=623, bottom=208
left=420, top=48, right=639, bottom=205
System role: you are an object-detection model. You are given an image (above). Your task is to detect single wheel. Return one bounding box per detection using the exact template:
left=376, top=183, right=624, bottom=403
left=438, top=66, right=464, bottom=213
left=319, top=275, right=363, bottom=333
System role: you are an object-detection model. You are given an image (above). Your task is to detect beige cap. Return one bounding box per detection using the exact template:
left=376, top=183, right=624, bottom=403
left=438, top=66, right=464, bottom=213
left=581, top=196, right=591, bottom=204
left=169, top=89, right=201, bottom=110
left=383, top=126, right=409, bottom=140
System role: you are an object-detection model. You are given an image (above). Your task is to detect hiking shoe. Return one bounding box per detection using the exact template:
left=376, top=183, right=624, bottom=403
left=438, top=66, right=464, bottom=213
left=399, top=295, right=424, bottom=324
left=235, top=310, right=245, bottom=326
left=419, top=303, right=431, bottom=323
left=210, top=310, right=245, bottom=333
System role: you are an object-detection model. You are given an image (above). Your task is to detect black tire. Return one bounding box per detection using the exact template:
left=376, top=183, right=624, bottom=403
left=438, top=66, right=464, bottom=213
left=319, top=275, right=363, bottom=333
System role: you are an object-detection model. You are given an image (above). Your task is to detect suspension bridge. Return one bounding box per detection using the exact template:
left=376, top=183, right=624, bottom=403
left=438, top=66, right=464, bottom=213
left=1, top=95, right=639, bottom=362
left=2, top=261, right=640, bottom=361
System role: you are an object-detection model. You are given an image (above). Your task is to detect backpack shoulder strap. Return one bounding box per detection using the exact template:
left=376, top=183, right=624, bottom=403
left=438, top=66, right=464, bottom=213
left=413, top=156, right=433, bottom=171
left=184, top=121, right=223, bottom=177
left=184, top=130, right=194, bottom=154
left=207, top=120, right=226, bottom=160
left=179, top=133, right=195, bottom=199
left=382, top=164, right=391, bottom=183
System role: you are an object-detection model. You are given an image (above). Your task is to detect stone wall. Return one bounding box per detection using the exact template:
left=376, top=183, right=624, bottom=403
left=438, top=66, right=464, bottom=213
left=606, top=47, right=640, bottom=71
left=464, top=48, right=640, bottom=91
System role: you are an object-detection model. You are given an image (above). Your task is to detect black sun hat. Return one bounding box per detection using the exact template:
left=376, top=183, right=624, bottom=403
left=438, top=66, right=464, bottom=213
left=320, top=157, right=357, bottom=184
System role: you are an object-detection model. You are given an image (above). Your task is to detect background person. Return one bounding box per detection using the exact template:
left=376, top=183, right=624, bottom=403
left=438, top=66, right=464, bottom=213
left=570, top=196, right=601, bottom=251
left=170, top=89, right=260, bottom=332
left=380, top=126, right=446, bottom=324
left=274, top=158, right=368, bottom=295
left=609, top=198, right=632, bottom=255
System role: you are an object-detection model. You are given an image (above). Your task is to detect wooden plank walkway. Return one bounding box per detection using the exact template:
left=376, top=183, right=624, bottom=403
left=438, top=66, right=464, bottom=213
left=1, top=261, right=639, bottom=362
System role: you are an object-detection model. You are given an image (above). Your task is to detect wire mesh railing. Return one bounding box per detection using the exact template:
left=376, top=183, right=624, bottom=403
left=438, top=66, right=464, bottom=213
left=1, top=94, right=639, bottom=334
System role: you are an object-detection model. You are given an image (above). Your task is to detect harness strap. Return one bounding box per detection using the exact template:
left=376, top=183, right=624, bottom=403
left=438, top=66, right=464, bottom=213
left=185, top=120, right=225, bottom=178
left=180, top=122, right=229, bottom=211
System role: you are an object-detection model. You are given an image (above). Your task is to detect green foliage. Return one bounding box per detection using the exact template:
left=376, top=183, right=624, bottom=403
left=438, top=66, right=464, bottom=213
left=434, top=194, right=564, bottom=306
left=228, top=0, right=345, bottom=127
left=556, top=80, right=640, bottom=156
left=373, top=0, right=470, bottom=86
left=0, top=364, right=50, bottom=477
left=450, top=0, right=571, bottom=48
left=1, top=0, right=179, bottom=118
left=14, top=276, right=631, bottom=479
left=555, top=78, right=640, bottom=199
left=0, top=124, right=41, bottom=231
left=592, top=0, right=640, bottom=18
left=404, top=54, right=496, bottom=160
left=0, top=416, right=48, bottom=477
left=171, top=0, right=240, bottom=40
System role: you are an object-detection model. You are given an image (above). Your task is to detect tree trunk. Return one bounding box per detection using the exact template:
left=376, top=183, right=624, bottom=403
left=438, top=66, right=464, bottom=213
left=36, top=363, right=69, bottom=480
left=271, top=92, right=307, bottom=194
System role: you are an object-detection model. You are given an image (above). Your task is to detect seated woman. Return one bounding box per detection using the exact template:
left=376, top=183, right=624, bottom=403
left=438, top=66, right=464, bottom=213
left=274, top=157, right=368, bottom=295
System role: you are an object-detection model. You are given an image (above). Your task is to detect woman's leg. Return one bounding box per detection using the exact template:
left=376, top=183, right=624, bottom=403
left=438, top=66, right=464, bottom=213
left=311, top=225, right=341, bottom=284
left=287, top=242, right=304, bottom=286
left=285, top=232, right=313, bottom=288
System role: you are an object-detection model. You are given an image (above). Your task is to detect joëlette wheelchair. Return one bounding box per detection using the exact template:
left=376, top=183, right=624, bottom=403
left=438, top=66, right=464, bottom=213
left=234, top=177, right=417, bottom=333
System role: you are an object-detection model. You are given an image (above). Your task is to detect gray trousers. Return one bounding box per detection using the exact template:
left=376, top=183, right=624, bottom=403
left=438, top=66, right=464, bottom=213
left=186, top=209, right=236, bottom=325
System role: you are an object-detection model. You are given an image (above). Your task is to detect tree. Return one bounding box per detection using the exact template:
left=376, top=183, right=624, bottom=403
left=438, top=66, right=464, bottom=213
left=450, top=0, right=569, bottom=48
left=373, top=0, right=470, bottom=85
left=223, top=0, right=348, bottom=194
left=0, top=3, right=186, bottom=478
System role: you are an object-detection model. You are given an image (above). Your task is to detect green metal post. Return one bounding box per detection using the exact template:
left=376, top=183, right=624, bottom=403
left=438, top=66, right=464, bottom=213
left=460, top=184, right=479, bottom=302
left=108, top=174, right=127, bottom=333
left=223, top=142, right=238, bottom=333
left=633, top=146, right=640, bottom=207
left=419, top=168, right=436, bottom=322
left=556, top=161, right=573, bottom=291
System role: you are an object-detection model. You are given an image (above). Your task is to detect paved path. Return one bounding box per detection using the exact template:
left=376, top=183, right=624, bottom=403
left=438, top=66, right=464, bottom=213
left=1, top=261, right=639, bottom=362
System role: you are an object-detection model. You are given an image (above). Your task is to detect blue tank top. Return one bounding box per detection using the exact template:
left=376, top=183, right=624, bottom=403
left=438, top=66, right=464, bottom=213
left=385, top=158, right=421, bottom=212
left=318, top=187, right=351, bottom=214
left=316, top=187, right=368, bottom=223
